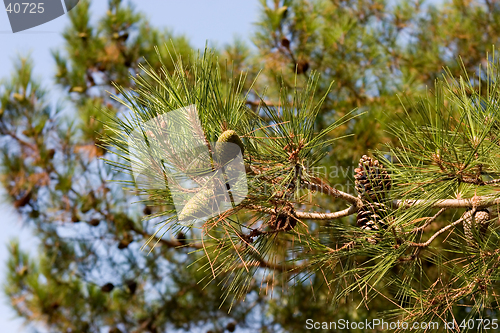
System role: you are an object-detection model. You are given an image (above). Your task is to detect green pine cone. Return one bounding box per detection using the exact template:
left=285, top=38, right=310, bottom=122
left=177, top=182, right=230, bottom=222
left=177, top=187, right=215, bottom=221
left=215, top=130, right=245, bottom=166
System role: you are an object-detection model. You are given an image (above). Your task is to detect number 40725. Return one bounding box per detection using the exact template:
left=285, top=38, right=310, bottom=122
left=6, top=3, right=44, bottom=14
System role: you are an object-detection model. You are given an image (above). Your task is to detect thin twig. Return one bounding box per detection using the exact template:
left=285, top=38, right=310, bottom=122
left=245, top=100, right=281, bottom=107
left=408, top=208, right=476, bottom=248
left=128, top=224, right=202, bottom=249
left=404, top=208, right=447, bottom=234
left=327, top=241, right=355, bottom=253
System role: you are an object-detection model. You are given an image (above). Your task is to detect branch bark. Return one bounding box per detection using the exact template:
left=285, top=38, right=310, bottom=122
left=248, top=195, right=500, bottom=222
left=246, top=204, right=358, bottom=221
left=296, top=206, right=357, bottom=220
left=302, top=180, right=363, bottom=208
left=394, top=197, right=500, bottom=209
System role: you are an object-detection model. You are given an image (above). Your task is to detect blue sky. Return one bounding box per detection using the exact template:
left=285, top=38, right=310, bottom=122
left=0, top=1, right=259, bottom=331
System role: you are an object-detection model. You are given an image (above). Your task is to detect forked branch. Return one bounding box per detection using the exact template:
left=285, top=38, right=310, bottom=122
left=408, top=208, right=476, bottom=248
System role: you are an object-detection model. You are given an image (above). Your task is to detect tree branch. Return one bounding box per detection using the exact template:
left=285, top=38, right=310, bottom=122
left=302, top=180, right=363, bottom=208
left=404, top=208, right=447, bottom=234
left=4, top=129, right=38, bottom=152
left=246, top=204, right=358, bottom=221
left=326, top=241, right=355, bottom=253
left=395, top=197, right=500, bottom=209
left=129, top=224, right=203, bottom=249
left=247, top=193, right=500, bottom=222
left=296, top=206, right=357, bottom=220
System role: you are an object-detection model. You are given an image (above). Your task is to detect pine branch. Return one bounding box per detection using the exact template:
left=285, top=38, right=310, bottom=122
left=3, top=129, right=38, bottom=152
left=296, top=206, right=357, bottom=220
left=249, top=193, right=500, bottom=221
left=246, top=194, right=499, bottom=222
left=246, top=204, right=358, bottom=221
left=326, top=241, right=355, bottom=253
left=302, top=180, right=363, bottom=208
left=394, top=197, right=500, bottom=209
left=128, top=224, right=202, bottom=249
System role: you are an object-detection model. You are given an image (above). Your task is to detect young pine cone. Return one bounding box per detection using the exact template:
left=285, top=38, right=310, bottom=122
left=354, top=155, right=391, bottom=202
left=177, top=186, right=223, bottom=222
left=214, top=130, right=245, bottom=167
left=356, top=202, right=390, bottom=232
left=463, top=209, right=491, bottom=246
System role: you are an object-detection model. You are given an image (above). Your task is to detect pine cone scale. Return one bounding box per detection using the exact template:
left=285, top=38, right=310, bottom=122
left=354, top=155, right=391, bottom=202
left=462, top=209, right=490, bottom=246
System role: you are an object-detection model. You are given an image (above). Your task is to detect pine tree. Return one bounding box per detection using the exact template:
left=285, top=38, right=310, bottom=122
left=4, top=1, right=500, bottom=332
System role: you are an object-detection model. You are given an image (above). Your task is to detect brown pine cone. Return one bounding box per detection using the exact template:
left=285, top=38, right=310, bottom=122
left=354, top=155, right=391, bottom=202
left=356, top=202, right=390, bottom=231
